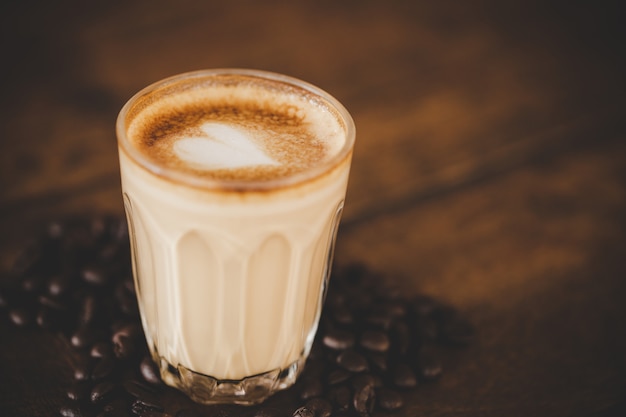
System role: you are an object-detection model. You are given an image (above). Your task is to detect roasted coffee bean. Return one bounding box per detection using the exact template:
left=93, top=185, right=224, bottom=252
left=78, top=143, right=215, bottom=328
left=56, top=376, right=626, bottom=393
left=330, top=304, right=353, bottom=325
left=59, top=405, right=84, bottom=417
left=67, top=381, right=91, bottom=402
left=327, top=368, right=351, bottom=385
left=131, top=397, right=164, bottom=414
left=292, top=406, right=314, bottom=417
left=92, top=356, right=116, bottom=380
left=11, top=243, right=43, bottom=277
left=91, top=381, right=117, bottom=403
left=376, top=387, right=404, bottom=410
left=71, top=325, right=102, bottom=349
left=364, top=310, right=394, bottom=330
left=81, top=265, right=109, bottom=286
left=36, top=306, right=59, bottom=329
left=22, top=274, right=45, bottom=292
left=328, top=385, right=351, bottom=411
left=366, top=353, right=388, bottom=373
left=113, top=322, right=141, bottom=339
left=351, top=374, right=376, bottom=392
left=115, top=283, right=139, bottom=317
left=353, top=382, right=375, bottom=416
left=38, top=294, right=66, bottom=310
left=79, top=295, right=98, bottom=325
left=417, top=317, right=439, bottom=342
left=123, top=379, right=159, bottom=402
left=9, top=307, right=33, bottom=326
left=48, top=273, right=72, bottom=296
left=299, top=376, right=323, bottom=400
left=336, top=350, right=368, bottom=373
left=417, top=350, right=443, bottom=381
left=305, top=397, right=333, bottom=417
left=91, top=342, right=114, bottom=358
left=139, top=356, right=162, bottom=385
left=99, top=399, right=133, bottom=417
left=323, top=328, right=355, bottom=350
left=73, top=359, right=93, bottom=381
left=391, top=362, right=417, bottom=388
left=359, top=330, right=390, bottom=352
left=390, top=322, right=411, bottom=354
left=112, top=334, right=135, bottom=359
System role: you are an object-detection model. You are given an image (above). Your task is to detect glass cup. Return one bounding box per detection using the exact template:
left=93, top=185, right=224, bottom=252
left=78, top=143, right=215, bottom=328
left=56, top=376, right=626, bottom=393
left=116, top=69, right=355, bottom=404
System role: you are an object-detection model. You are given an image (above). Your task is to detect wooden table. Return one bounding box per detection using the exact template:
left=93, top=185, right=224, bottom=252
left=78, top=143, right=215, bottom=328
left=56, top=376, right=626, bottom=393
left=1, top=1, right=625, bottom=416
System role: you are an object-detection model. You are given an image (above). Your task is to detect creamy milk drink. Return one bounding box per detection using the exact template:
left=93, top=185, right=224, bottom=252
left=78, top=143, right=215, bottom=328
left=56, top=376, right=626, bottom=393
left=116, top=69, right=355, bottom=404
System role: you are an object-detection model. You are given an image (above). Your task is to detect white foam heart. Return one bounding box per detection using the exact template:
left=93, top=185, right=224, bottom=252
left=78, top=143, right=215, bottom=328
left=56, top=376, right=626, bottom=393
left=174, top=123, right=279, bottom=170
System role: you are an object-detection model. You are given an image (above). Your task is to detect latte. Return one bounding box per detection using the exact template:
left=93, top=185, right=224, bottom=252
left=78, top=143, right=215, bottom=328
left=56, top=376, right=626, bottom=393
left=117, top=69, right=355, bottom=405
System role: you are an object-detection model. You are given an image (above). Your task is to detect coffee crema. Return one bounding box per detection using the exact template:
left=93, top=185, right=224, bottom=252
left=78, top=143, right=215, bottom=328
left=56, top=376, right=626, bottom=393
left=122, top=74, right=348, bottom=185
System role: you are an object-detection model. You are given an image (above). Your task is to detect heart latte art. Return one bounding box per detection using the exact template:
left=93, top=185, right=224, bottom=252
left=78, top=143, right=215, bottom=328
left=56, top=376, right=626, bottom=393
left=173, top=123, right=279, bottom=170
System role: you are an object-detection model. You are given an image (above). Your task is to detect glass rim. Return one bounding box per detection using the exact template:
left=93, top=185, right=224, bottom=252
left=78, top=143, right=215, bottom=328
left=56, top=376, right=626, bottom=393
left=116, top=68, right=356, bottom=192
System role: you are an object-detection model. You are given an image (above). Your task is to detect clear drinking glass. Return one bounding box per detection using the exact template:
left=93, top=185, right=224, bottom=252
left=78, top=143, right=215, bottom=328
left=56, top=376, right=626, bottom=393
left=116, top=69, right=355, bottom=404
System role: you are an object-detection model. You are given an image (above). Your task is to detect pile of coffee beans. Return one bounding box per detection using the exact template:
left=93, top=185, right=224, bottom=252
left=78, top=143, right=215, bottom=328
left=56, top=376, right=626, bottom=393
left=0, top=216, right=473, bottom=417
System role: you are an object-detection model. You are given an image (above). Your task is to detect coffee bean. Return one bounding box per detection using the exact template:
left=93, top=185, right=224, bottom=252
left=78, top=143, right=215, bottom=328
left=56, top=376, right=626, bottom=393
left=92, top=356, right=116, bottom=381
left=327, top=368, right=351, bottom=385
left=112, top=334, right=135, bottom=359
left=417, top=350, right=443, bottom=381
left=359, top=330, right=390, bottom=352
left=390, top=322, right=410, bottom=354
left=391, top=362, right=417, bottom=388
left=292, top=406, right=314, bottom=417
left=299, top=376, right=323, bottom=400
left=330, top=304, right=353, bottom=326
left=67, top=381, right=91, bottom=402
left=353, top=382, right=375, bottom=416
left=22, top=274, right=45, bottom=292
left=36, top=306, right=59, bottom=329
left=91, top=342, right=113, bottom=358
left=376, top=387, right=403, bottom=410
left=48, top=273, right=72, bottom=296
left=305, top=397, right=332, bottom=417
left=38, top=294, right=67, bottom=310
left=323, top=328, right=355, bottom=350
left=131, top=397, right=164, bottom=414
left=79, top=295, right=98, bottom=325
left=139, top=356, right=162, bottom=385
left=71, top=325, right=102, bottom=349
left=81, top=266, right=109, bottom=286
left=73, top=358, right=93, bottom=381
left=328, top=385, right=351, bottom=411
left=60, top=405, right=84, bottom=417
left=11, top=243, right=43, bottom=277
left=91, top=381, right=116, bottom=403
left=336, top=350, right=368, bottom=373
left=9, top=307, right=33, bottom=326
left=99, top=399, right=133, bottom=417
left=366, top=353, right=388, bottom=373
left=123, top=379, right=159, bottom=402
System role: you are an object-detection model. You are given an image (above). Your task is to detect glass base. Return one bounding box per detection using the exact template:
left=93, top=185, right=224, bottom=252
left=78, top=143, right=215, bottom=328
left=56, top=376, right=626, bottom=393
left=155, top=353, right=306, bottom=405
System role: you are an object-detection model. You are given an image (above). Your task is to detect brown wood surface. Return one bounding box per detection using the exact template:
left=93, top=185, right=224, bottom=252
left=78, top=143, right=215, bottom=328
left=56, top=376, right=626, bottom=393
left=1, top=0, right=625, bottom=416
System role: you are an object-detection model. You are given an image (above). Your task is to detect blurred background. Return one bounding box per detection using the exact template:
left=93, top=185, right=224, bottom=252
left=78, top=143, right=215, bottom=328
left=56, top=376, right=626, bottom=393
left=1, top=0, right=625, bottom=416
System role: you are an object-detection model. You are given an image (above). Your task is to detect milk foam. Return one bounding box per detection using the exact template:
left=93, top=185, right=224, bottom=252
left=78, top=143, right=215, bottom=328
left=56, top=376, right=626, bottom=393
left=173, top=123, right=279, bottom=170
left=124, top=74, right=347, bottom=186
